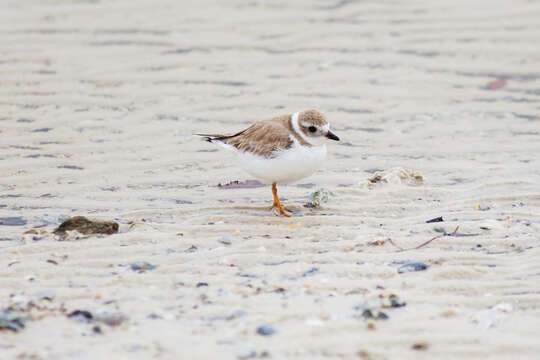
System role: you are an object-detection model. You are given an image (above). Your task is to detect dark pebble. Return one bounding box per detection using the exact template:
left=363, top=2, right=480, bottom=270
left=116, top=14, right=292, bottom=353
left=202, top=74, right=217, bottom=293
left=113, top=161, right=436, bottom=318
left=185, top=245, right=198, bottom=253
left=302, top=267, right=319, bottom=277
left=389, top=295, right=406, bottom=308
left=361, top=309, right=389, bottom=320
left=412, top=342, right=429, bottom=350
left=433, top=227, right=446, bottom=233
left=256, top=325, right=276, bottom=336
left=196, top=282, right=208, bottom=288
left=426, top=216, right=443, bottom=223
left=0, top=310, right=26, bottom=332
left=68, top=310, right=93, bottom=323
left=398, top=262, right=429, bottom=273
left=130, top=262, right=157, bottom=271
left=361, top=309, right=374, bottom=319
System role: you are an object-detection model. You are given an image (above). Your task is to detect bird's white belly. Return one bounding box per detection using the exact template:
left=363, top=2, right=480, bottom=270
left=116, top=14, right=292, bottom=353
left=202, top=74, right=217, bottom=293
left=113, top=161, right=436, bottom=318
left=236, top=144, right=327, bottom=184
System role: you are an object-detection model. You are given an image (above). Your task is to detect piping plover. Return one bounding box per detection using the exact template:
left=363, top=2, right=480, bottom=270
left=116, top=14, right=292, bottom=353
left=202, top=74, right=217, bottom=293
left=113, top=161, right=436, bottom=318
left=197, top=109, right=339, bottom=216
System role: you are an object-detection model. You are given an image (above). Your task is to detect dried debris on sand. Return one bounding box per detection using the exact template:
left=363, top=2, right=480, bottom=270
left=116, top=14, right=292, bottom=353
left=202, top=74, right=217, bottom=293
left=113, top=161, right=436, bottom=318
left=363, top=167, right=423, bottom=189
left=53, top=216, right=119, bottom=236
left=304, top=188, right=333, bottom=208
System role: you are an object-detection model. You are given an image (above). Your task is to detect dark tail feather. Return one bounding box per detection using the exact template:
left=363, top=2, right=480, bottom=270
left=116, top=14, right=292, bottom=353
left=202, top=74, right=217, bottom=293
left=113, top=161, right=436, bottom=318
left=195, top=133, right=221, bottom=142
left=195, top=129, right=247, bottom=143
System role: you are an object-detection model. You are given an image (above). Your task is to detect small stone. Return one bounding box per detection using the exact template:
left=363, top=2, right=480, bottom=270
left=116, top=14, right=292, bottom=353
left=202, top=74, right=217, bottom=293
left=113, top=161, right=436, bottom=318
left=361, top=309, right=374, bottom=319
left=0, top=310, right=26, bottom=332
left=389, top=294, right=406, bottom=308
left=130, top=262, right=157, bottom=271
left=184, top=245, right=198, bottom=253
left=411, top=342, right=429, bottom=350
left=68, top=310, right=93, bottom=323
left=397, top=262, right=428, bottom=273
left=426, top=216, right=443, bottom=223
left=361, top=309, right=388, bottom=320
left=219, top=234, right=233, bottom=245
left=196, top=282, right=209, bottom=288
left=256, top=325, right=276, bottom=336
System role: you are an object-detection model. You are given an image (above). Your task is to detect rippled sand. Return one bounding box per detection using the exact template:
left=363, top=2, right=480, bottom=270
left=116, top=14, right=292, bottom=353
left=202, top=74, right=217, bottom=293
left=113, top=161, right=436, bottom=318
left=1, top=0, right=540, bottom=359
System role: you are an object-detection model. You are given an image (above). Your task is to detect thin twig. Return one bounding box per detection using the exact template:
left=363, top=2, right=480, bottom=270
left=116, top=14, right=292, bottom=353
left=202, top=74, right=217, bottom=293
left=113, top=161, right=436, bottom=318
left=386, top=238, right=404, bottom=251
left=387, top=226, right=460, bottom=252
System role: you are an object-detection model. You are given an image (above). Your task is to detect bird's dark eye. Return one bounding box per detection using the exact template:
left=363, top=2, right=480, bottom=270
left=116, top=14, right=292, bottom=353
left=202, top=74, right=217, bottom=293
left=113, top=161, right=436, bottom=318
left=308, top=126, right=317, bottom=133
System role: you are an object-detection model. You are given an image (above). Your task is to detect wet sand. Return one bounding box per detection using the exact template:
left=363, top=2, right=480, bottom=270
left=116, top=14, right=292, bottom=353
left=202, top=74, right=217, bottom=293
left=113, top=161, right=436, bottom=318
left=1, top=0, right=540, bottom=359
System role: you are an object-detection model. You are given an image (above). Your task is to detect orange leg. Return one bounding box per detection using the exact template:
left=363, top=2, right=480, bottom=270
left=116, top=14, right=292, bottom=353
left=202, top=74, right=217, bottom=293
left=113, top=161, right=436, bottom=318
left=271, top=183, right=291, bottom=217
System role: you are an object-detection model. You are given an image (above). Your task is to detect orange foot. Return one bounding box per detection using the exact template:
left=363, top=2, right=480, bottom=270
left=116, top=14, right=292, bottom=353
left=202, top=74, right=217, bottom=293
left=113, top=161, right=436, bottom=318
left=271, top=183, right=291, bottom=217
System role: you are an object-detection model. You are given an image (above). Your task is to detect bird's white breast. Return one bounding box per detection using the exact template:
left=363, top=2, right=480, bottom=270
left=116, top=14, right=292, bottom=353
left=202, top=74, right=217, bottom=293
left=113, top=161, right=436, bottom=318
left=236, top=143, right=327, bottom=184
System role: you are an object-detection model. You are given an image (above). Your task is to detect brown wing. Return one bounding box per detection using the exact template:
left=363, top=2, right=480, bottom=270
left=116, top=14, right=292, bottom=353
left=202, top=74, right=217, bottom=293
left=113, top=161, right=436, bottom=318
left=220, top=116, right=294, bottom=158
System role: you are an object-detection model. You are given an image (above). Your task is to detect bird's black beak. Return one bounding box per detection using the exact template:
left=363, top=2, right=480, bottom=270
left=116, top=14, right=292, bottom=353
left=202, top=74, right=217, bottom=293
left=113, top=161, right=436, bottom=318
left=326, top=130, right=340, bottom=141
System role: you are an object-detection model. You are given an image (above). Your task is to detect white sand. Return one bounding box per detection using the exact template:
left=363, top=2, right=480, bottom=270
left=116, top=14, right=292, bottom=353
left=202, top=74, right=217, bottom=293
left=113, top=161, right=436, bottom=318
left=1, top=0, right=540, bottom=359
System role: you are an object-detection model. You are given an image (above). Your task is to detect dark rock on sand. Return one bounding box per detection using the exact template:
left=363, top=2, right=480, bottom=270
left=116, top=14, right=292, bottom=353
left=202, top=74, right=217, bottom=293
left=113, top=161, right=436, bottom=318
left=256, top=325, right=276, bottom=336
left=398, top=262, right=429, bottom=273
left=53, top=216, right=118, bottom=235
left=0, top=310, right=26, bottom=332
left=130, top=262, right=157, bottom=271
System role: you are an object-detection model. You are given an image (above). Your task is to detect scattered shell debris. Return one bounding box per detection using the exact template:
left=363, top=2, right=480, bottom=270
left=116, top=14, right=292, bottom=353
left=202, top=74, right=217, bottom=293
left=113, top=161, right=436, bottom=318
left=363, top=167, right=423, bottom=189
left=304, top=188, right=333, bottom=208
left=0, top=292, right=63, bottom=332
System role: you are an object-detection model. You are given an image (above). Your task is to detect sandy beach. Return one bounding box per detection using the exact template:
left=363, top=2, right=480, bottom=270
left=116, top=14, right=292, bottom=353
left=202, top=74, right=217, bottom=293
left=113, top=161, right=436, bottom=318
left=1, top=0, right=540, bottom=359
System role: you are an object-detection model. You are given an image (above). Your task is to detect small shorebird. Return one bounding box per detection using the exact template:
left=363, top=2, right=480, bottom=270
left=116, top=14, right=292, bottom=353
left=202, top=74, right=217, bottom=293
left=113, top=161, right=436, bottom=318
left=197, top=109, right=339, bottom=216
